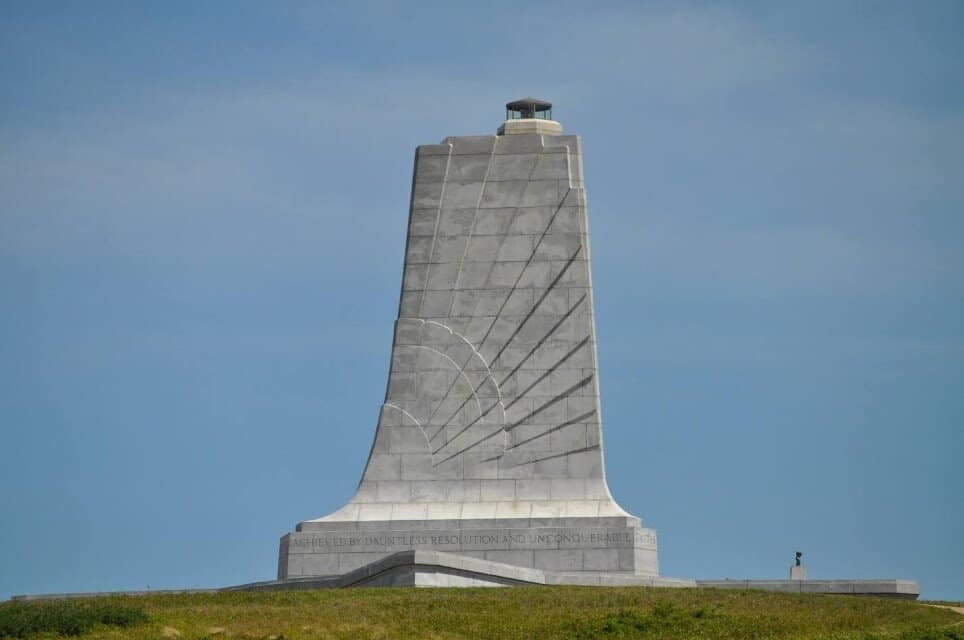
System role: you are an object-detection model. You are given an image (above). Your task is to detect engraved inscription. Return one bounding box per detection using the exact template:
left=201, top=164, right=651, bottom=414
left=288, top=527, right=656, bottom=555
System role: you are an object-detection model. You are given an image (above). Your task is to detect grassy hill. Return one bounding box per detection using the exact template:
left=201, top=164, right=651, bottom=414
left=2, top=587, right=961, bottom=640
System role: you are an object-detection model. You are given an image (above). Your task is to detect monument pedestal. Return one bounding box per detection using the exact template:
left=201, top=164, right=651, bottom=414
left=790, top=564, right=807, bottom=581
left=279, top=516, right=658, bottom=579
left=249, top=550, right=691, bottom=590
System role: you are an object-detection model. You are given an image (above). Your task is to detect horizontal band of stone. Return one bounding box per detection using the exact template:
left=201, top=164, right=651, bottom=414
left=238, top=551, right=690, bottom=590
left=284, top=523, right=656, bottom=553
left=696, top=579, right=920, bottom=598
left=8, top=554, right=918, bottom=598
left=298, top=515, right=642, bottom=531
left=281, top=517, right=659, bottom=578
left=308, top=500, right=630, bottom=523
left=497, top=119, right=563, bottom=136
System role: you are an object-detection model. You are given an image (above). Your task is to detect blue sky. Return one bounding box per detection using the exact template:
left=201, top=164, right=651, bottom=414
left=1, top=1, right=961, bottom=600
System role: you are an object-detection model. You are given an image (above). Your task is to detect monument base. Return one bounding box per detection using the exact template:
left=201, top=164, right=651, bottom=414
left=245, top=550, right=693, bottom=590
left=278, top=516, right=658, bottom=580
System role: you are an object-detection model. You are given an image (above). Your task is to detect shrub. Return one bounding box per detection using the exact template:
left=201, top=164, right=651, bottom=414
left=0, top=599, right=148, bottom=638
left=566, top=601, right=723, bottom=638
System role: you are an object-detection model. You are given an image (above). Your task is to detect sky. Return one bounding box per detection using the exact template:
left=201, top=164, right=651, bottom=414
left=1, top=1, right=961, bottom=600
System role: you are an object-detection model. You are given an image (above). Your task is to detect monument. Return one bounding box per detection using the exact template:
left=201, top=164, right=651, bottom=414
left=276, top=98, right=686, bottom=587
left=5, top=98, right=922, bottom=598
left=790, top=551, right=807, bottom=581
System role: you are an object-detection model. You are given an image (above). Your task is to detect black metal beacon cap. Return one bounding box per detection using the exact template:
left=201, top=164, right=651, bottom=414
left=505, top=97, right=553, bottom=120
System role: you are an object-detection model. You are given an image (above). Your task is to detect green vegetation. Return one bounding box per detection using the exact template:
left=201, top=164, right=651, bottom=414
left=0, top=599, right=147, bottom=638
left=1, top=587, right=960, bottom=640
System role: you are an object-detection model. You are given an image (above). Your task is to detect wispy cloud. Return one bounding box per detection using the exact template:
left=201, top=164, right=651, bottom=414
left=1, top=4, right=961, bottom=298
left=604, top=213, right=960, bottom=297
left=568, top=6, right=810, bottom=99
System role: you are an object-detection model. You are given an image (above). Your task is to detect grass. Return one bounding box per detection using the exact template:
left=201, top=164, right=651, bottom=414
left=1, top=587, right=961, bottom=640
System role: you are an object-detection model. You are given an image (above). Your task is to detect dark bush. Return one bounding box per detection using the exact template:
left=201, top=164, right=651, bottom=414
left=0, top=599, right=148, bottom=638
left=566, top=601, right=724, bottom=638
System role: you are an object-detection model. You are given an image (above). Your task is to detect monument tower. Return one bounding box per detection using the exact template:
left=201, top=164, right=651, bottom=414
left=278, top=99, right=676, bottom=586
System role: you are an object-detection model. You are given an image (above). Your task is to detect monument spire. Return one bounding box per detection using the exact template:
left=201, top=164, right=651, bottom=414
left=277, top=99, right=672, bottom=586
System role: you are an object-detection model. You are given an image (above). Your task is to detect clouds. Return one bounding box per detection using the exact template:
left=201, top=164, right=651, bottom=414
left=2, top=2, right=961, bottom=298
left=2, top=3, right=961, bottom=301
left=569, top=6, right=810, bottom=99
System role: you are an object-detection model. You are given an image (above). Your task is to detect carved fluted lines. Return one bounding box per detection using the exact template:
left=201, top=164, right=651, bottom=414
left=429, top=286, right=589, bottom=451
left=390, top=345, right=484, bottom=435
left=442, top=141, right=501, bottom=318
left=416, top=150, right=453, bottom=320
left=397, top=321, right=501, bottom=452
left=506, top=409, right=597, bottom=451
left=452, top=143, right=554, bottom=318
left=428, top=261, right=585, bottom=451
left=471, top=190, right=573, bottom=356
left=503, top=444, right=601, bottom=469
left=435, top=362, right=594, bottom=464
left=420, top=189, right=574, bottom=434
left=424, top=251, right=588, bottom=464
left=501, top=335, right=592, bottom=412
left=386, top=317, right=509, bottom=467
left=418, top=146, right=557, bottom=429
left=391, top=137, right=602, bottom=475
left=432, top=425, right=506, bottom=467
left=483, top=246, right=583, bottom=371
left=503, top=375, right=594, bottom=433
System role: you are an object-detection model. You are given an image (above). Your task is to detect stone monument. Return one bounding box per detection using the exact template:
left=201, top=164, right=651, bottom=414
left=790, top=551, right=807, bottom=581
left=276, top=98, right=678, bottom=587
left=2, top=98, right=923, bottom=598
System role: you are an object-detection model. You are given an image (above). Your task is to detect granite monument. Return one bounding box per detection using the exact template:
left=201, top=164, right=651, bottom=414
left=277, top=98, right=682, bottom=586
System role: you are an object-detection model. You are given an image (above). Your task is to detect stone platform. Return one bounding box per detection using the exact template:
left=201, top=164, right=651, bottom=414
left=697, top=578, right=920, bottom=599
left=247, top=550, right=691, bottom=590
left=9, top=570, right=920, bottom=599
left=280, top=516, right=658, bottom=579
